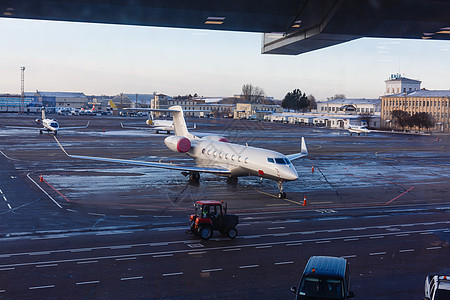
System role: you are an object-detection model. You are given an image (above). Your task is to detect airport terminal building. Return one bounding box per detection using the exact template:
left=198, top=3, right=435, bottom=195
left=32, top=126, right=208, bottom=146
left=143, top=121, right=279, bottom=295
left=381, top=90, right=450, bottom=132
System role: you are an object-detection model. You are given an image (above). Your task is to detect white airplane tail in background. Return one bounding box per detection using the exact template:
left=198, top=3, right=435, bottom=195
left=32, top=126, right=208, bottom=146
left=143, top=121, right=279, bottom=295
left=170, top=106, right=196, bottom=139
left=41, top=107, right=46, bottom=120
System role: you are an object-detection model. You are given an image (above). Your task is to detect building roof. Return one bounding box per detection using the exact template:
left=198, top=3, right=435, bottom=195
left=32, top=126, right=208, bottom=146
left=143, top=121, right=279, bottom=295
left=36, top=91, right=87, bottom=98
left=385, top=75, right=421, bottom=83
left=319, top=98, right=380, bottom=105
left=384, top=90, right=450, bottom=98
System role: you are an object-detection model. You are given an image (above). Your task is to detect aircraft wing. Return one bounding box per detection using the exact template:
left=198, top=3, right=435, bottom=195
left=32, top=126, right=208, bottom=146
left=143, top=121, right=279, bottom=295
left=58, top=121, right=90, bottom=130
left=5, top=126, right=43, bottom=130
left=286, top=137, right=308, bottom=161
left=120, top=122, right=160, bottom=131
left=54, top=136, right=231, bottom=174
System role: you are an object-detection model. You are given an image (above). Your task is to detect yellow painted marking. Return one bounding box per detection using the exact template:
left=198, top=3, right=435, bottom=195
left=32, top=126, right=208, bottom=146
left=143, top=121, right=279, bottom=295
left=257, top=190, right=303, bottom=205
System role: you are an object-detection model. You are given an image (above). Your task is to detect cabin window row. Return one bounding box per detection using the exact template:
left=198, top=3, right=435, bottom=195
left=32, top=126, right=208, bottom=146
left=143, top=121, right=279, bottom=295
left=201, top=148, right=248, bottom=163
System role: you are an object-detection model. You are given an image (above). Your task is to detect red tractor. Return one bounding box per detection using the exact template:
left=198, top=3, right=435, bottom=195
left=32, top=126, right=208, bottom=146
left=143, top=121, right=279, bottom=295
left=189, top=200, right=239, bottom=240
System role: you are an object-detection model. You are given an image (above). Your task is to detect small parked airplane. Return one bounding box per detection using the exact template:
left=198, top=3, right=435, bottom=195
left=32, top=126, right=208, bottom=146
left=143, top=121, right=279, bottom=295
left=55, top=106, right=308, bottom=198
left=347, top=124, right=370, bottom=135
left=121, top=111, right=196, bottom=134
left=7, top=107, right=89, bottom=135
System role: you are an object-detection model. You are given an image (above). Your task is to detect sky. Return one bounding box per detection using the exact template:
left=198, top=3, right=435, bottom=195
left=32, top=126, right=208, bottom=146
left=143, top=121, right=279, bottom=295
left=1, top=18, right=449, bottom=101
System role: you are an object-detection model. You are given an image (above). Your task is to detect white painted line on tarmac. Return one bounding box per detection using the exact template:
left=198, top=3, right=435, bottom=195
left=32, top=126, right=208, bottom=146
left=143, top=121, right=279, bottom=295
left=29, top=285, right=55, bottom=290
left=369, top=252, right=387, bottom=256
left=399, top=249, right=415, bottom=253
left=420, top=232, right=433, bottom=235
left=153, top=254, right=173, bottom=258
left=268, top=227, right=286, bottom=230
left=239, top=265, right=259, bottom=269
left=275, top=261, right=294, bottom=265
left=26, top=173, right=62, bottom=209
left=7, top=204, right=11, bottom=209
left=426, top=246, right=441, bottom=250
left=116, top=257, right=137, bottom=261
left=315, top=240, right=330, bottom=244
left=273, top=233, right=292, bottom=237
left=2, top=195, right=6, bottom=201
left=255, top=246, right=272, bottom=249
left=110, top=245, right=133, bottom=250
left=77, top=261, right=98, bottom=264
left=370, top=236, right=384, bottom=239
left=0, top=268, right=15, bottom=271
left=76, top=281, right=99, bottom=285
left=202, top=268, right=222, bottom=272
left=29, top=251, right=51, bottom=256
left=36, top=264, right=58, bottom=268
left=223, top=248, right=241, bottom=252
left=341, top=255, right=357, bottom=258
left=121, top=276, right=143, bottom=281
left=286, top=243, right=303, bottom=246
left=188, top=251, right=207, bottom=255
left=0, top=289, right=5, bottom=293
left=163, top=272, right=183, bottom=277
left=395, top=234, right=410, bottom=237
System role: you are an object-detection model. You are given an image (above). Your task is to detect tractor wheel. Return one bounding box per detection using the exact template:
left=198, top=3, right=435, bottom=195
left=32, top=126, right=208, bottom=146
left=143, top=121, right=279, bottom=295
left=227, top=227, right=238, bottom=239
left=199, top=226, right=213, bottom=240
left=190, top=221, right=196, bottom=234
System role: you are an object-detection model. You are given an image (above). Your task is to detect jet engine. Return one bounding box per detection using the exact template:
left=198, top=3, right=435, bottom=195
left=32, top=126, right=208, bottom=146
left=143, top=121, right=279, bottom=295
left=164, top=135, right=191, bottom=153
left=35, top=118, right=42, bottom=124
left=146, top=119, right=154, bottom=125
left=201, top=135, right=229, bottom=143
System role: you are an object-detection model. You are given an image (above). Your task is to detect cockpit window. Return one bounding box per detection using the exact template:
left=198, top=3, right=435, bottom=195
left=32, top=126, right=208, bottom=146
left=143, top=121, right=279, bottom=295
left=51, top=122, right=59, bottom=128
left=275, top=158, right=286, bottom=164
left=267, top=158, right=274, bottom=163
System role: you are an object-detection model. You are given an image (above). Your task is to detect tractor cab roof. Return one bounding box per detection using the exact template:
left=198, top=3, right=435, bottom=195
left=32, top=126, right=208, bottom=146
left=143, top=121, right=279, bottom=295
left=196, top=200, right=222, bottom=206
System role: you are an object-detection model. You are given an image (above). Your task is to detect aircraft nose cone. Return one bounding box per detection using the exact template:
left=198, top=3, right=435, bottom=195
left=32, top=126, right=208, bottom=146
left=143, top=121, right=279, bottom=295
left=284, top=167, right=298, bottom=181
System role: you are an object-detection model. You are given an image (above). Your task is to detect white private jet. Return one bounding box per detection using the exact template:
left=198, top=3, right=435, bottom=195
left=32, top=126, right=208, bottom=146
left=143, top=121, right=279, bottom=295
left=7, top=107, right=89, bottom=135
left=54, top=106, right=308, bottom=198
left=121, top=111, right=196, bottom=134
left=347, top=124, right=371, bottom=135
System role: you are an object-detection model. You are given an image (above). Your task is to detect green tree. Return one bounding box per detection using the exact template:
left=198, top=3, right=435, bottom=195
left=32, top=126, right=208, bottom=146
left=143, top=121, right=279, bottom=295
left=282, top=89, right=309, bottom=111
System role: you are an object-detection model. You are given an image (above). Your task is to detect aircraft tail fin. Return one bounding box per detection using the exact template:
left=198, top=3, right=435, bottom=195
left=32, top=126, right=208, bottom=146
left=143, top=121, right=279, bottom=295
left=41, top=107, right=46, bottom=120
left=170, top=106, right=195, bottom=139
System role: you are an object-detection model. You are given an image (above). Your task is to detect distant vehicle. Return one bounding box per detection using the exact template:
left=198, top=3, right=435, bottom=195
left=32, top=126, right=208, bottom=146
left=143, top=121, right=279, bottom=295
left=71, top=109, right=80, bottom=116
left=424, top=275, right=450, bottom=300
left=188, top=200, right=238, bottom=240
left=6, top=107, right=89, bottom=135
left=290, top=256, right=355, bottom=299
left=346, top=124, right=370, bottom=135
left=55, top=106, right=308, bottom=198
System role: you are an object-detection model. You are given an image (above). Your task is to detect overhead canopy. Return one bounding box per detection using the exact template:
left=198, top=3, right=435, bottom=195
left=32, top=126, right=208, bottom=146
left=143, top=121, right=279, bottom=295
left=1, top=0, right=449, bottom=55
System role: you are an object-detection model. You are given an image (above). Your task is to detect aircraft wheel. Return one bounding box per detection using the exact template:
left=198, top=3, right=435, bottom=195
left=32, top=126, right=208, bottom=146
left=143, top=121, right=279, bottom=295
left=39, top=130, right=43, bottom=134
left=278, top=192, right=286, bottom=199
left=227, top=227, right=238, bottom=239
left=199, top=226, right=213, bottom=240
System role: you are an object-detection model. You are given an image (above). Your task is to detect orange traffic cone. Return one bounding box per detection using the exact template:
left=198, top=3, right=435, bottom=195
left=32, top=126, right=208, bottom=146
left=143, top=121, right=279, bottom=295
left=311, top=165, right=314, bottom=173
left=39, top=174, right=43, bottom=182
left=302, top=196, right=307, bottom=206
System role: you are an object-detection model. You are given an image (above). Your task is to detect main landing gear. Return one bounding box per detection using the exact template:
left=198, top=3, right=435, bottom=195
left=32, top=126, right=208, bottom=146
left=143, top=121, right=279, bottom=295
left=277, top=180, right=286, bottom=199
left=181, top=171, right=200, bottom=183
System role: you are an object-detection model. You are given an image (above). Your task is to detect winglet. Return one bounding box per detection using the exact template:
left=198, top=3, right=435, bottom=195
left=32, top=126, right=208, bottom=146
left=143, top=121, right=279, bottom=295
left=285, top=137, right=308, bottom=161
left=301, top=137, right=308, bottom=156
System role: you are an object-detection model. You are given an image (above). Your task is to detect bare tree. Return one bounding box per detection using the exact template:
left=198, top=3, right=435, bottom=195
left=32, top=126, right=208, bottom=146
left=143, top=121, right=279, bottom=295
left=307, top=94, right=317, bottom=111
left=241, top=84, right=265, bottom=103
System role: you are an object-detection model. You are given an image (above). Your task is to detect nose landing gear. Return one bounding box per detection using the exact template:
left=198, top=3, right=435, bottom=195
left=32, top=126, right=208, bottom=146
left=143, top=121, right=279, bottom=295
left=277, top=180, right=286, bottom=198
